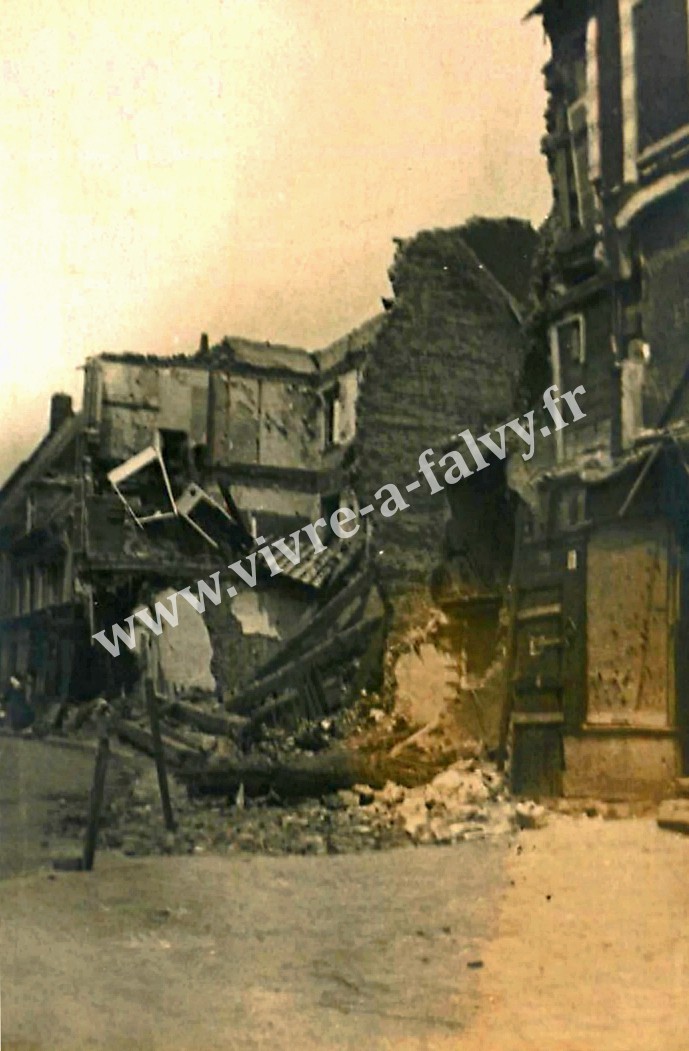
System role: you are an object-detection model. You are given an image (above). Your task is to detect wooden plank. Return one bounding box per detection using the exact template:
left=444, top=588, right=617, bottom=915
left=305, top=668, right=327, bottom=718
left=145, top=678, right=176, bottom=831
left=116, top=719, right=195, bottom=764
left=516, top=603, right=562, bottom=622
left=242, top=688, right=300, bottom=737
left=511, top=712, right=565, bottom=726
left=166, top=699, right=248, bottom=737
left=249, top=568, right=372, bottom=682
left=82, top=730, right=111, bottom=872
left=225, top=613, right=383, bottom=715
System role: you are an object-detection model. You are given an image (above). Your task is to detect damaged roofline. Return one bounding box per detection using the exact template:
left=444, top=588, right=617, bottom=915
left=88, top=324, right=373, bottom=385
left=0, top=412, right=84, bottom=520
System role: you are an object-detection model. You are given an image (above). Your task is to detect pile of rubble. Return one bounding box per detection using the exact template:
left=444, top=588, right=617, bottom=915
left=382, top=760, right=513, bottom=845
left=49, top=746, right=528, bottom=859
left=48, top=604, right=556, bottom=858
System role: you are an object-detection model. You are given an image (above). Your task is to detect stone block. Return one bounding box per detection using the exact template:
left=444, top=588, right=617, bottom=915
left=515, top=801, right=548, bottom=830
left=657, top=799, right=689, bottom=835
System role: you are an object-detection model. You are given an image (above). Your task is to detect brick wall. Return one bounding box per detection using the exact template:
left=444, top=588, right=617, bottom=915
left=355, top=226, right=525, bottom=615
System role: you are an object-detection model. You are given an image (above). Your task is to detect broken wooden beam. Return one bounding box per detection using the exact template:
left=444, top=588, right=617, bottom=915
left=116, top=719, right=197, bottom=765
left=225, top=613, right=383, bottom=715
left=243, top=688, right=302, bottom=739
left=178, top=747, right=439, bottom=799
left=251, top=567, right=373, bottom=682
left=166, top=699, right=249, bottom=738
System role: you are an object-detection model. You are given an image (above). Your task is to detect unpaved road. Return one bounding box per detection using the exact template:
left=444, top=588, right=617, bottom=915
left=2, top=736, right=689, bottom=1050
left=0, top=734, right=97, bottom=878
left=2, top=817, right=689, bottom=1050
left=1, top=840, right=507, bottom=1051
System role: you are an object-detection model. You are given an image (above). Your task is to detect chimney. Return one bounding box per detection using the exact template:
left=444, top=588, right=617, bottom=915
left=49, top=393, right=73, bottom=434
left=199, top=332, right=209, bottom=355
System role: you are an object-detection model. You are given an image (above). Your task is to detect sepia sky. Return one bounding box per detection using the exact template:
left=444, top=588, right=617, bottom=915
left=0, top=0, right=550, bottom=483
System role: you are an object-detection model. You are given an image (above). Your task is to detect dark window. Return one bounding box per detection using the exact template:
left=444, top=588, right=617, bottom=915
left=320, top=492, right=340, bottom=523
left=634, top=0, right=689, bottom=152
left=556, top=316, right=585, bottom=366
left=598, top=0, right=624, bottom=189
left=556, top=136, right=583, bottom=231
left=558, top=488, right=587, bottom=531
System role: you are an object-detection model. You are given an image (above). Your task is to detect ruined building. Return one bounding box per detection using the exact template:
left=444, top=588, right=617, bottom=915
left=0, top=336, right=375, bottom=707
left=507, top=0, right=689, bottom=798
left=344, top=220, right=537, bottom=758
left=355, top=220, right=537, bottom=627
left=0, top=212, right=538, bottom=739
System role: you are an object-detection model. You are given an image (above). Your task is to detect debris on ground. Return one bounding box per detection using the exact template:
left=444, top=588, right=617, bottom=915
left=657, top=799, right=689, bottom=836
left=46, top=607, right=646, bottom=862
left=514, top=800, right=548, bottom=830
left=47, top=745, right=518, bottom=858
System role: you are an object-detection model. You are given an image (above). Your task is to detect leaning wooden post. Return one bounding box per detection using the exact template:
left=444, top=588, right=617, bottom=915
left=83, top=700, right=112, bottom=872
left=145, top=677, right=176, bottom=831
left=497, top=502, right=526, bottom=772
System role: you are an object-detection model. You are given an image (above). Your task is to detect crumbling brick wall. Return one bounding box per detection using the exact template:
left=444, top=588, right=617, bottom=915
left=205, top=577, right=316, bottom=699
left=355, top=224, right=528, bottom=623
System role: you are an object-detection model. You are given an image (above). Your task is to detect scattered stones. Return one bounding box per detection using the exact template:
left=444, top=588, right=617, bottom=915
left=46, top=735, right=527, bottom=858
left=366, top=759, right=514, bottom=845
left=336, top=789, right=361, bottom=809
left=378, top=781, right=406, bottom=806
left=657, top=798, right=689, bottom=835
left=515, top=801, right=548, bottom=830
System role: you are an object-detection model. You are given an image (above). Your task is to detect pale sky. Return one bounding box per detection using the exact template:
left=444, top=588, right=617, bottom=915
left=0, top=0, right=550, bottom=483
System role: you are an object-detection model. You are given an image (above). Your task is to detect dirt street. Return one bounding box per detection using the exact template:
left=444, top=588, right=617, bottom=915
left=1, top=840, right=506, bottom=1051
left=0, top=734, right=97, bottom=878
left=2, top=813, right=689, bottom=1050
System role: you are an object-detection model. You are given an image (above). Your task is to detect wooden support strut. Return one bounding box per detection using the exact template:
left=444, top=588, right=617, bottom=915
left=230, top=613, right=383, bottom=718
left=145, top=677, right=177, bottom=832
left=82, top=702, right=112, bottom=872
left=497, top=502, right=527, bottom=771
left=618, top=442, right=663, bottom=518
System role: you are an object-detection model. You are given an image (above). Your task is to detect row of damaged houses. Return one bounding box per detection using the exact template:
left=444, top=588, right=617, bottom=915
left=3, top=0, right=688, bottom=802
left=0, top=330, right=375, bottom=708
left=0, top=218, right=532, bottom=749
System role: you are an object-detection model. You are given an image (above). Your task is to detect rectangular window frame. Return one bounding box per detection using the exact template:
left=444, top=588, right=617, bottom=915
left=555, top=314, right=587, bottom=368
left=322, top=384, right=342, bottom=450
left=630, top=0, right=689, bottom=162
left=567, top=98, right=597, bottom=227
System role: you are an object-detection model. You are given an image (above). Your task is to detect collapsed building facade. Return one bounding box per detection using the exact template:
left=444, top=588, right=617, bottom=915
left=0, top=216, right=538, bottom=764
left=0, top=334, right=382, bottom=717
left=506, top=0, right=689, bottom=799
